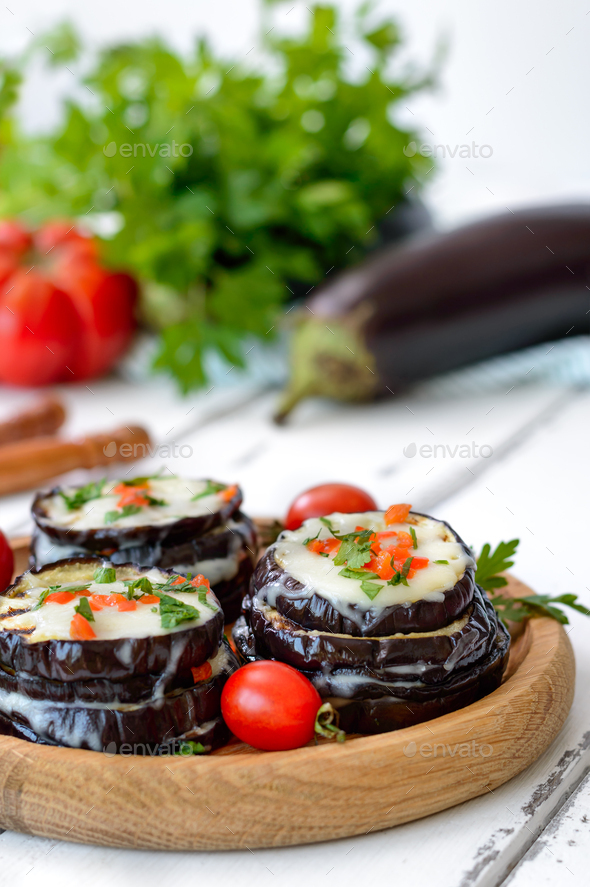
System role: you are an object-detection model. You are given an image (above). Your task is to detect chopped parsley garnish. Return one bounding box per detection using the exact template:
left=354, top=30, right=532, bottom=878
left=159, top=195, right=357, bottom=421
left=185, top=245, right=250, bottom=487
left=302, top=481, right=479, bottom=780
left=146, top=496, right=167, bottom=507
left=192, top=480, right=226, bottom=501
left=360, top=579, right=383, bottom=600
left=74, top=596, right=95, bottom=622
left=339, top=567, right=380, bottom=581
left=175, top=741, right=206, bottom=756
left=94, top=566, right=116, bottom=584
left=197, top=588, right=217, bottom=611
left=34, top=587, right=55, bottom=610
left=434, top=559, right=449, bottom=564
left=59, top=479, right=105, bottom=510
left=123, top=576, right=153, bottom=599
left=410, top=527, right=418, bottom=549
left=303, top=531, right=320, bottom=545
left=153, top=592, right=200, bottom=630
left=388, top=557, right=413, bottom=587
left=104, top=504, right=143, bottom=524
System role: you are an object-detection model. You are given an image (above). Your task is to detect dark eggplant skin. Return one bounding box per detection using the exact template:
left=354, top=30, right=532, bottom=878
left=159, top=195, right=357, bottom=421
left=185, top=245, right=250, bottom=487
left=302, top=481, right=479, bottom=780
left=236, top=585, right=495, bottom=680
left=0, top=710, right=230, bottom=754
left=0, top=640, right=238, bottom=753
left=276, top=205, right=590, bottom=419
left=329, top=622, right=510, bottom=734
left=0, top=660, right=199, bottom=704
left=253, top=512, right=475, bottom=636
left=31, top=481, right=243, bottom=551
left=0, top=558, right=224, bottom=683
left=30, top=511, right=258, bottom=570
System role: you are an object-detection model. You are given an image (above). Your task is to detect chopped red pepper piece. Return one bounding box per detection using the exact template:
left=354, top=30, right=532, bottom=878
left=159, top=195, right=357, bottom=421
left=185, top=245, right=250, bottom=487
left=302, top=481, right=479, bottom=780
left=70, top=612, right=96, bottom=640
left=116, top=598, right=137, bottom=612
left=190, top=574, right=211, bottom=589
left=89, top=593, right=124, bottom=610
left=384, top=503, right=412, bottom=525
left=220, top=484, right=238, bottom=502
left=138, top=594, right=160, bottom=605
left=308, top=538, right=340, bottom=556
left=45, top=590, right=85, bottom=605
left=191, top=662, right=213, bottom=683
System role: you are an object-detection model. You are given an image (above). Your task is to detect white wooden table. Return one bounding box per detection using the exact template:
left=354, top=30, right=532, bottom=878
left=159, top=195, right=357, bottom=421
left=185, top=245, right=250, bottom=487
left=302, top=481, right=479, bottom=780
left=0, top=372, right=588, bottom=887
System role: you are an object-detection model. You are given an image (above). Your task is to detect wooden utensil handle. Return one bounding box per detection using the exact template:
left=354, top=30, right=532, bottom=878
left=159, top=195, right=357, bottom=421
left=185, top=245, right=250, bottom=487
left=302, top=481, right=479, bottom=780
left=0, top=396, right=66, bottom=446
left=0, top=425, right=152, bottom=496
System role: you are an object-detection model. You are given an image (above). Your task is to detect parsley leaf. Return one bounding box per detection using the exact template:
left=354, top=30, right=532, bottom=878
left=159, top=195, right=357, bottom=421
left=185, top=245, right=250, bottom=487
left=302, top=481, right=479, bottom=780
left=360, top=579, right=383, bottom=600
left=388, top=557, right=413, bottom=587
left=192, top=481, right=226, bottom=501
left=146, top=496, right=168, bottom=507
left=197, top=588, right=217, bottom=611
left=93, top=566, right=116, bottom=584
left=339, top=567, right=380, bottom=581
left=153, top=592, right=200, bottom=630
left=74, top=596, right=95, bottom=622
left=410, top=527, right=418, bottom=549
left=434, top=559, right=449, bottom=564
left=475, top=540, right=519, bottom=591
left=477, top=539, right=590, bottom=625
left=33, top=587, right=55, bottom=610
left=123, top=576, right=153, bottom=599
left=60, top=479, right=105, bottom=511
left=104, top=505, right=143, bottom=524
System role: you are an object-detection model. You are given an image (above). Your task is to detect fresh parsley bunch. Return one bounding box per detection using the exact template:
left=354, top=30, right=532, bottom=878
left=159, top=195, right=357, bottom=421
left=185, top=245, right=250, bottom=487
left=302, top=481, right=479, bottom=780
left=0, top=4, right=434, bottom=391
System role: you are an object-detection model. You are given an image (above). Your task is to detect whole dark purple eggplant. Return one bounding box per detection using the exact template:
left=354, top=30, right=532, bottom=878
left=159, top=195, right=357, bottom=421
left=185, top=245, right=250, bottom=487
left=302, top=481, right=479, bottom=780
left=275, top=205, right=590, bottom=421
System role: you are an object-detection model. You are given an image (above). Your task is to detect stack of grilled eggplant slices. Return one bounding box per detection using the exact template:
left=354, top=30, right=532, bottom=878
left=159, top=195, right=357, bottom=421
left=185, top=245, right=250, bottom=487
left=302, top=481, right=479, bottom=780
left=0, top=558, right=238, bottom=752
left=31, top=475, right=257, bottom=623
left=234, top=505, right=510, bottom=733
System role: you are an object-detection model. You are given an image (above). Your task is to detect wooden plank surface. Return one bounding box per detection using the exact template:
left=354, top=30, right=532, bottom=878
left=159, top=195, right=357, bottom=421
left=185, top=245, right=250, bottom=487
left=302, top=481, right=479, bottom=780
left=0, top=381, right=587, bottom=886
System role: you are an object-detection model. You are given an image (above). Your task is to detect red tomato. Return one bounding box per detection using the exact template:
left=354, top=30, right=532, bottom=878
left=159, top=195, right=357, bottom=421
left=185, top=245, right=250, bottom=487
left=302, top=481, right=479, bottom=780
left=221, top=661, right=322, bottom=751
left=285, top=483, right=378, bottom=530
left=0, top=530, right=14, bottom=593
left=0, top=219, right=137, bottom=386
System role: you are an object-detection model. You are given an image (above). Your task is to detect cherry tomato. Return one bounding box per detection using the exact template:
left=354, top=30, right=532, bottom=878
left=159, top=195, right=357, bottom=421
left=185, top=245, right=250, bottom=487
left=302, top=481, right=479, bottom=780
left=0, top=219, right=137, bottom=386
left=284, top=483, right=378, bottom=530
left=221, top=661, right=322, bottom=751
left=0, top=530, right=14, bottom=593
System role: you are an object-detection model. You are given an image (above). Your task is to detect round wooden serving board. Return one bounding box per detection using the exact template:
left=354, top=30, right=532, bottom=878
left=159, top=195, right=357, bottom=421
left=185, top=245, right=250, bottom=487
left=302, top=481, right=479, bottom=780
left=0, top=536, right=575, bottom=851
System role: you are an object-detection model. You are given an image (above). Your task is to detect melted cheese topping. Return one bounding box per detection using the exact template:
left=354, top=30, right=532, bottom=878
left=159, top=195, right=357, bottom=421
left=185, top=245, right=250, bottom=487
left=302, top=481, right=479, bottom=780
left=0, top=564, right=219, bottom=642
left=38, top=477, right=235, bottom=531
left=271, top=511, right=473, bottom=615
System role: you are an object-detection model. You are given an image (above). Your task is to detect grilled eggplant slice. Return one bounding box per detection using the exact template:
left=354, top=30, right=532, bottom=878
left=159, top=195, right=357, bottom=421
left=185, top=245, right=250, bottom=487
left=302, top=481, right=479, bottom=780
left=235, top=585, right=496, bottom=680
left=31, top=511, right=257, bottom=571
left=325, top=622, right=510, bottom=733
left=254, top=511, right=475, bottom=636
left=234, top=603, right=509, bottom=733
left=0, top=642, right=237, bottom=752
left=32, top=476, right=243, bottom=551
left=0, top=558, right=223, bottom=682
